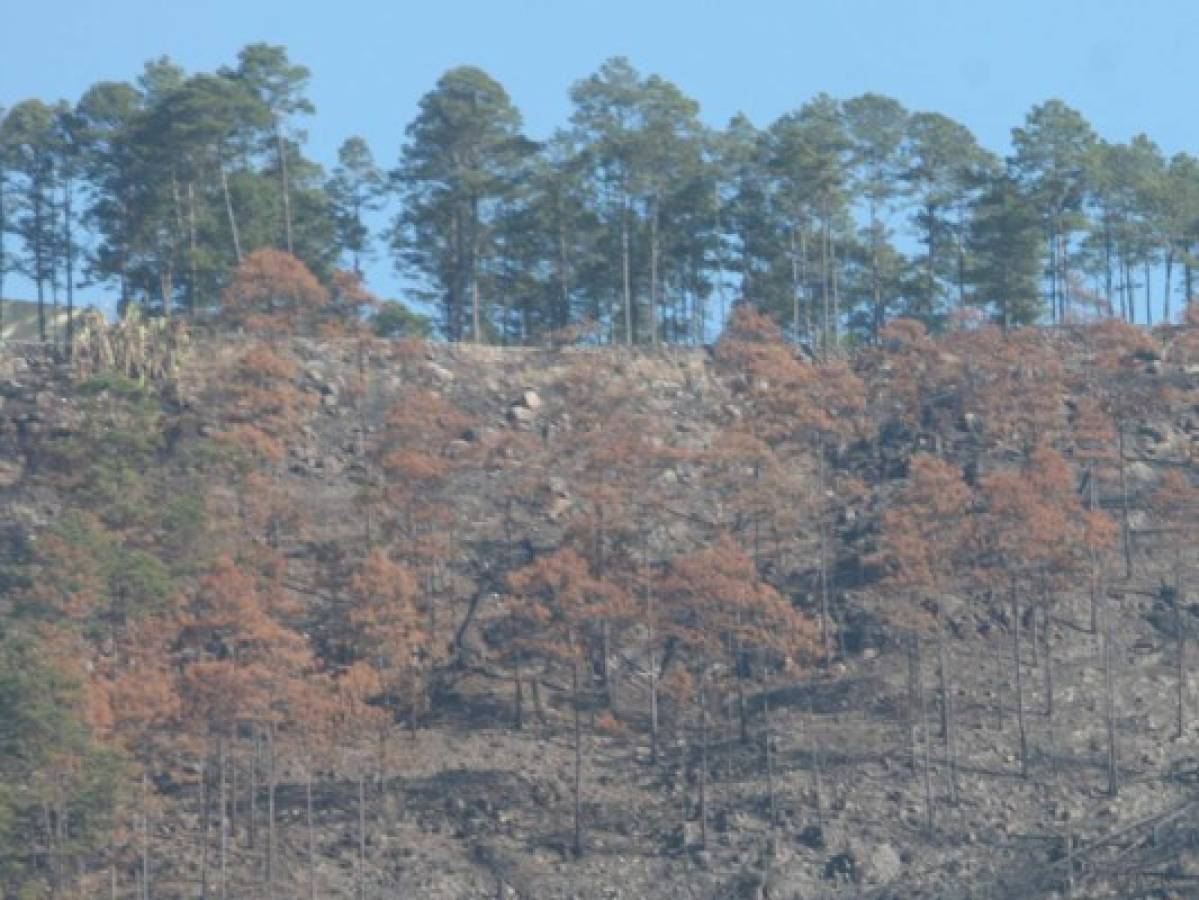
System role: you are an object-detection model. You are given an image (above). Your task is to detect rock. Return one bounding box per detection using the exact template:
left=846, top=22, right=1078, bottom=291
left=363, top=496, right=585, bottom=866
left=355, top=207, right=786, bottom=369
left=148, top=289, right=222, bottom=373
left=422, top=361, right=455, bottom=384
left=859, top=842, right=901, bottom=884
left=0, top=458, right=23, bottom=488
left=673, top=821, right=702, bottom=851
left=547, top=495, right=572, bottom=522
left=508, top=405, right=537, bottom=426
left=1125, top=460, right=1156, bottom=488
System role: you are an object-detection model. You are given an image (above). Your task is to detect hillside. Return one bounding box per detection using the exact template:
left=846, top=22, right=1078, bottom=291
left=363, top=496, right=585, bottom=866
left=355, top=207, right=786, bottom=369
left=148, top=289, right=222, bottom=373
left=3, top=311, right=1199, bottom=899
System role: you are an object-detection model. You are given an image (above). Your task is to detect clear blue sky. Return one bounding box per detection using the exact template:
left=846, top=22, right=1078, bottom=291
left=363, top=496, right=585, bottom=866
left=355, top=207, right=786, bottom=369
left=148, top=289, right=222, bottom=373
left=3, top=0, right=1197, bottom=310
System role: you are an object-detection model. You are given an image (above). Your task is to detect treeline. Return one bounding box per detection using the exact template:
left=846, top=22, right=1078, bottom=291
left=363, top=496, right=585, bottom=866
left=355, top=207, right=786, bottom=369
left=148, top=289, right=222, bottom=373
left=3, top=49, right=1199, bottom=345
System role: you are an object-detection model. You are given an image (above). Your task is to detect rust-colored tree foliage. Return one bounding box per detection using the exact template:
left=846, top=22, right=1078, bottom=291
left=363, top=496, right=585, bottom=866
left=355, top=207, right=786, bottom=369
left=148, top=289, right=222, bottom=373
left=223, top=249, right=329, bottom=335
left=874, top=454, right=974, bottom=617
left=219, top=343, right=317, bottom=466
left=325, top=269, right=381, bottom=336
left=714, top=305, right=865, bottom=660
left=973, top=446, right=1098, bottom=779
left=659, top=535, right=819, bottom=843
left=344, top=548, right=432, bottom=731
left=1082, top=319, right=1171, bottom=577
left=506, top=546, right=619, bottom=857
left=871, top=453, right=974, bottom=811
left=178, top=557, right=313, bottom=737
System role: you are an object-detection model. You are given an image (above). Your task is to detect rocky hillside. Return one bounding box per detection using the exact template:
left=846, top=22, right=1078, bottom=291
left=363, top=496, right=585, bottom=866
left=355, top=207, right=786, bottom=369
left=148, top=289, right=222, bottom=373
left=3, top=316, right=1199, bottom=899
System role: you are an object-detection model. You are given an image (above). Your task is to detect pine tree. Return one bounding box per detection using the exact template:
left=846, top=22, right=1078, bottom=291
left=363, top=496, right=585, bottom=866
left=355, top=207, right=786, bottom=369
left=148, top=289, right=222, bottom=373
left=1011, top=101, right=1096, bottom=324
left=844, top=93, right=908, bottom=340
left=967, top=174, right=1043, bottom=326
left=1, top=99, right=58, bottom=340
left=327, top=136, right=384, bottom=276
left=392, top=66, right=532, bottom=341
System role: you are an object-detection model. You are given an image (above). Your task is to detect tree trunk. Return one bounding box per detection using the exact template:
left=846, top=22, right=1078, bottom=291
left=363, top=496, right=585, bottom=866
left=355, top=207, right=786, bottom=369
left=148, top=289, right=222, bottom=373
left=600, top=620, right=612, bottom=706
left=1030, top=601, right=1040, bottom=669
left=1103, top=595, right=1119, bottom=796
left=218, top=151, right=243, bottom=264
left=1044, top=604, right=1055, bottom=720
left=800, top=227, right=812, bottom=345
left=789, top=227, right=801, bottom=342
left=907, top=635, right=921, bottom=775
left=267, top=725, right=276, bottom=897
left=357, top=774, right=367, bottom=900
left=830, top=232, right=840, bottom=348
left=1089, top=464, right=1101, bottom=638
left=1177, top=563, right=1186, bottom=740
left=1118, top=428, right=1133, bottom=579
left=0, top=168, right=6, bottom=344
left=1060, top=232, right=1071, bottom=322
left=809, top=699, right=825, bottom=830
left=698, top=679, right=709, bottom=851
left=926, top=202, right=937, bottom=324
left=141, top=772, right=150, bottom=900
left=817, top=451, right=833, bottom=662
left=556, top=204, right=571, bottom=330
left=763, top=685, right=776, bottom=825
left=938, top=626, right=958, bottom=804
left=621, top=197, right=632, bottom=345
left=201, top=754, right=210, bottom=899
left=513, top=664, right=523, bottom=731
left=647, top=590, right=659, bottom=766
left=649, top=194, right=660, bottom=346
left=249, top=728, right=258, bottom=850
left=1103, top=220, right=1114, bottom=318
left=230, top=743, right=239, bottom=844
left=276, top=121, right=293, bottom=254
left=1049, top=231, right=1058, bottom=323
left=572, top=659, right=584, bottom=857
left=1165, top=249, right=1174, bottom=323
left=219, top=738, right=228, bottom=900
left=471, top=267, right=482, bottom=344
left=63, top=175, right=75, bottom=356
left=956, top=207, right=967, bottom=312
left=871, top=199, right=883, bottom=342
left=33, top=186, right=45, bottom=342
left=921, top=654, right=935, bottom=833
left=1144, top=260, right=1153, bottom=326
left=307, top=766, right=316, bottom=900
left=1013, top=583, right=1028, bottom=778
left=820, top=215, right=830, bottom=354
left=187, top=181, right=199, bottom=315
left=736, top=654, right=748, bottom=745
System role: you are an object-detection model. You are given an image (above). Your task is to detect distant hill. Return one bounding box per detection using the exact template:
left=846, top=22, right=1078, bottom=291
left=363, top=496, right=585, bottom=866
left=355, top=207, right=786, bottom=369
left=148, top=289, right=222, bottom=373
left=1, top=299, right=94, bottom=342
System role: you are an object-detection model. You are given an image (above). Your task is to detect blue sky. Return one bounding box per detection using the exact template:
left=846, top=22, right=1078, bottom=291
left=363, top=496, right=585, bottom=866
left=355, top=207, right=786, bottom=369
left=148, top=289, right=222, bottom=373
left=3, top=0, right=1197, bottom=310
